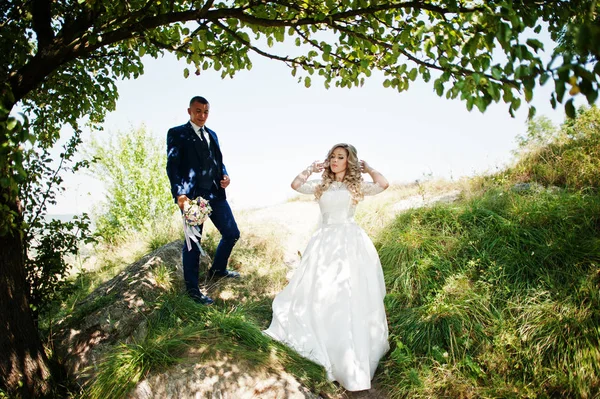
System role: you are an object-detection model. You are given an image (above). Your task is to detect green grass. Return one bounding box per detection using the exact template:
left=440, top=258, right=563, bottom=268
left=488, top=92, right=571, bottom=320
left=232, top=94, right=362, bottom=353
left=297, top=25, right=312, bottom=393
left=377, top=185, right=600, bottom=398
left=373, top=108, right=600, bottom=396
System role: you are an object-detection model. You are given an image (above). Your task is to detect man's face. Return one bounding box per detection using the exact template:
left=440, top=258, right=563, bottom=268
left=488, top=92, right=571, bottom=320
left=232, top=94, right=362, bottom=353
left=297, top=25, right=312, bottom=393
left=188, top=101, right=210, bottom=127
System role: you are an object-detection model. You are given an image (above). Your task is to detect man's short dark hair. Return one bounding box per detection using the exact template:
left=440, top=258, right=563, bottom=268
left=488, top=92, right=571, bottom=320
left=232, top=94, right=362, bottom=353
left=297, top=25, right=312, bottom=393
left=190, top=96, right=209, bottom=106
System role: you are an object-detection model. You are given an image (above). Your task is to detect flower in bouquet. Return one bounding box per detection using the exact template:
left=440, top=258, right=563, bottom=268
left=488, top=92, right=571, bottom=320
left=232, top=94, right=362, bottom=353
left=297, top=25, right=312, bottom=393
left=182, top=197, right=212, bottom=252
left=183, top=197, right=212, bottom=226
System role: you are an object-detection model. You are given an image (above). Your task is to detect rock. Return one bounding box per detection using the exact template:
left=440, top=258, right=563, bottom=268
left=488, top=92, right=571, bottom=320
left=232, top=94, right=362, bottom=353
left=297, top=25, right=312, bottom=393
left=511, top=182, right=531, bottom=192
left=511, top=182, right=544, bottom=193
left=53, top=241, right=184, bottom=385
left=129, top=357, right=320, bottom=399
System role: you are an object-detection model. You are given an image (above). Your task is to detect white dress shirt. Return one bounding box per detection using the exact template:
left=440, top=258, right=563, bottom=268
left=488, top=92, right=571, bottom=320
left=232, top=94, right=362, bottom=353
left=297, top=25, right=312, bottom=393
left=190, top=121, right=211, bottom=146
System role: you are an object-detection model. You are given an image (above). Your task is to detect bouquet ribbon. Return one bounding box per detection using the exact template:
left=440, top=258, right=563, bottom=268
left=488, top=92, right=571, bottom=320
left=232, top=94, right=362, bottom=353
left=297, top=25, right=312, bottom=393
left=183, top=216, right=206, bottom=256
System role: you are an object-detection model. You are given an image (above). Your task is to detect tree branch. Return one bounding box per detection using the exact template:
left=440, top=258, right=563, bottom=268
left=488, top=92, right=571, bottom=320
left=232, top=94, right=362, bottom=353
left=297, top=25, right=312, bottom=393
left=31, top=0, right=54, bottom=50
left=293, top=26, right=360, bottom=69
left=212, top=19, right=329, bottom=70
left=229, top=0, right=483, bottom=28
left=330, top=20, right=518, bottom=87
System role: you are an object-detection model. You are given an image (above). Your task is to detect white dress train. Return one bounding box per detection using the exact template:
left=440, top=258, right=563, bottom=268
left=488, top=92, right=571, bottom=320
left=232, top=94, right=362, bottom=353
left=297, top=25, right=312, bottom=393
left=264, top=180, right=389, bottom=391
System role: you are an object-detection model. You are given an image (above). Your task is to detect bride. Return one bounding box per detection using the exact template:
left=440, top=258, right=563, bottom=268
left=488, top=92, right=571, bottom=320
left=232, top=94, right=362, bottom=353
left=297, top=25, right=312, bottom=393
left=264, top=143, right=390, bottom=391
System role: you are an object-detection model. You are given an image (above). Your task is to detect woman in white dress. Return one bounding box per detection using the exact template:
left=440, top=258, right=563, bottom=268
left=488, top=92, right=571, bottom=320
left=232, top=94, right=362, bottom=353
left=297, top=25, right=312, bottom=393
left=264, top=143, right=390, bottom=391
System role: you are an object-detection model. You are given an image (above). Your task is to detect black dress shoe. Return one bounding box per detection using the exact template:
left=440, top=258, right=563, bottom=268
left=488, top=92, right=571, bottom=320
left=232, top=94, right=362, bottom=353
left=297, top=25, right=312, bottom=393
left=190, top=293, right=214, bottom=306
left=208, top=270, right=241, bottom=279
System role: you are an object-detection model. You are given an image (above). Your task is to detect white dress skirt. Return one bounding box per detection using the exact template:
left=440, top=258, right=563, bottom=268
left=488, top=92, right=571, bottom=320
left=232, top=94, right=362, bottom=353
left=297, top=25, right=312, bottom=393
left=264, top=180, right=389, bottom=391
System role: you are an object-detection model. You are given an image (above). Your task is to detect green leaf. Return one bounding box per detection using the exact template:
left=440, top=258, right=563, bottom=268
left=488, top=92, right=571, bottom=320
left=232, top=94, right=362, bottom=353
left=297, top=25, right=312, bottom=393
left=7, top=118, right=17, bottom=131
left=183, top=68, right=189, bottom=78
left=502, top=87, right=514, bottom=103
left=475, top=97, right=487, bottom=113
left=524, top=87, right=533, bottom=102
left=526, top=38, right=544, bottom=52
left=408, top=68, right=418, bottom=81
left=466, top=96, right=474, bottom=111
left=481, top=57, right=491, bottom=71
left=304, top=76, right=311, bottom=88
left=512, top=97, right=522, bottom=111
left=434, top=81, right=444, bottom=96
left=491, top=66, right=503, bottom=80
left=565, top=99, right=575, bottom=118
left=555, top=80, right=566, bottom=103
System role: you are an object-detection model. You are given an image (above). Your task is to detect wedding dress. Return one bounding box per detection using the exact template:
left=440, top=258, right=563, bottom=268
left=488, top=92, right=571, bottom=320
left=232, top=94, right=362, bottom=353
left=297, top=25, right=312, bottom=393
left=264, top=180, right=389, bottom=391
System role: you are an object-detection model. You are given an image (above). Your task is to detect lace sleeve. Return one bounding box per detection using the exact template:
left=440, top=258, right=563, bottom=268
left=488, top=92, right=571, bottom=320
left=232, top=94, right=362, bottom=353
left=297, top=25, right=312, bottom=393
left=362, top=181, right=386, bottom=196
left=296, top=179, right=321, bottom=194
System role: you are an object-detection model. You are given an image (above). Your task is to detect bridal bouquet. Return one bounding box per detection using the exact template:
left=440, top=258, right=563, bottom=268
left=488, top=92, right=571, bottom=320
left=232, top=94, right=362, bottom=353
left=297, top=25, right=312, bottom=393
left=182, top=197, right=212, bottom=253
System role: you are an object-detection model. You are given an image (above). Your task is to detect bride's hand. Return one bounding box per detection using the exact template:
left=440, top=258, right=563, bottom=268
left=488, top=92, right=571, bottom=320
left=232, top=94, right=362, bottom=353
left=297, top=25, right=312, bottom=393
left=307, top=160, right=325, bottom=174
left=360, top=160, right=372, bottom=174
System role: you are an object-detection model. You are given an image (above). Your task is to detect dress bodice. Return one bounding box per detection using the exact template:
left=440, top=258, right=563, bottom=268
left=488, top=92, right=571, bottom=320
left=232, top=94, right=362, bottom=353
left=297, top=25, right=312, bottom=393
left=296, top=180, right=385, bottom=225
left=319, top=182, right=357, bottom=225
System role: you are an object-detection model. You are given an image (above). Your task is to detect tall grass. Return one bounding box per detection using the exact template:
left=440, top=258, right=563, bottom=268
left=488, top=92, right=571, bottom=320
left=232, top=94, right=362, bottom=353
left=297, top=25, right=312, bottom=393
left=376, top=113, right=600, bottom=398
left=501, top=106, right=600, bottom=191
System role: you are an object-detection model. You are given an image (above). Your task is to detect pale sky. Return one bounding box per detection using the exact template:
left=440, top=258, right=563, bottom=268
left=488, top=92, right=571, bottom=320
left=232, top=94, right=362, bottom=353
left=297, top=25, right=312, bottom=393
left=49, top=42, right=580, bottom=214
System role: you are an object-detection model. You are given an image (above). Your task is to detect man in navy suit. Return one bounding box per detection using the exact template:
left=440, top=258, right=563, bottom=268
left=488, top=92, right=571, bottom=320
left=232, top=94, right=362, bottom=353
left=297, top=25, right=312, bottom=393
left=166, top=96, right=241, bottom=305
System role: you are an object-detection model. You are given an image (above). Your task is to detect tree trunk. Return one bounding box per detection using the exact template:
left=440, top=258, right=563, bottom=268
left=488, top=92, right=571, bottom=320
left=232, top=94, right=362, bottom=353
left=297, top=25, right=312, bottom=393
left=0, top=192, right=50, bottom=398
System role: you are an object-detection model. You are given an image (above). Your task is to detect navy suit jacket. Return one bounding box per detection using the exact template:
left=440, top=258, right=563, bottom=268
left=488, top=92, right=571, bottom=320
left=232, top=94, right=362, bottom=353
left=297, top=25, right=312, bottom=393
left=166, top=122, right=228, bottom=202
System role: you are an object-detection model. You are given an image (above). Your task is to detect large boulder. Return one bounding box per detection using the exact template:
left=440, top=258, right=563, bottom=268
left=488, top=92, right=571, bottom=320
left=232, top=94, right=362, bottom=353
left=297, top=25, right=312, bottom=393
left=53, top=241, right=184, bottom=385
left=130, top=357, right=320, bottom=399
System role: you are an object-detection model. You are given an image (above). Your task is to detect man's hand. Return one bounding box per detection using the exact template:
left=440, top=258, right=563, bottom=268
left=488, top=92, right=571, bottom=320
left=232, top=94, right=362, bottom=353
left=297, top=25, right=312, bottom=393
left=220, top=175, right=231, bottom=188
left=177, top=194, right=189, bottom=211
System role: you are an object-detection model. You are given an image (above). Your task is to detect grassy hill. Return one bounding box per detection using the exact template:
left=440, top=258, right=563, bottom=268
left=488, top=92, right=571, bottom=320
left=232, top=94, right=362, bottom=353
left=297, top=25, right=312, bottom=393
left=375, top=107, right=600, bottom=398
left=41, top=107, right=600, bottom=398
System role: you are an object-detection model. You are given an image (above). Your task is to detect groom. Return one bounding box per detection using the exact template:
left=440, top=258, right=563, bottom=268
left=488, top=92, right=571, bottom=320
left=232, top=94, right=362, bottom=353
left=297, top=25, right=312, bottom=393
left=166, top=96, right=241, bottom=306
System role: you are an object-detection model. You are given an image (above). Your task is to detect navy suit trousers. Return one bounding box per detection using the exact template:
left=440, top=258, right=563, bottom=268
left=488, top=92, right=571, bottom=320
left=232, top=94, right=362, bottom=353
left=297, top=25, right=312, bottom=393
left=182, top=196, right=240, bottom=296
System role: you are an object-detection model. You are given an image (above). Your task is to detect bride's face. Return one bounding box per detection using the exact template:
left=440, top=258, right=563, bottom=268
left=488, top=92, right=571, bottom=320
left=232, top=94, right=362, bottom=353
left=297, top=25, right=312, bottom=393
left=329, top=147, right=348, bottom=175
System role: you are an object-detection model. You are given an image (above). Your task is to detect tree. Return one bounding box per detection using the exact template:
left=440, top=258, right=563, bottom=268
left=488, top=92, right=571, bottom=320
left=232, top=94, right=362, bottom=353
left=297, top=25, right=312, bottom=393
left=21, top=130, right=96, bottom=325
left=0, top=0, right=598, bottom=396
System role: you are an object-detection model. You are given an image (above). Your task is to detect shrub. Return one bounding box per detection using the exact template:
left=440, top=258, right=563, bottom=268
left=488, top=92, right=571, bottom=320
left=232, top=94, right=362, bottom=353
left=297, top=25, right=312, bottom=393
left=87, top=125, right=176, bottom=243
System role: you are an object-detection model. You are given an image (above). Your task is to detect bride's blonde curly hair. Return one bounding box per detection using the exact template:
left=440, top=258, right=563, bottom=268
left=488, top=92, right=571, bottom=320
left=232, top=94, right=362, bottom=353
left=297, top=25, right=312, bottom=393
left=315, top=143, right=364, bottom=204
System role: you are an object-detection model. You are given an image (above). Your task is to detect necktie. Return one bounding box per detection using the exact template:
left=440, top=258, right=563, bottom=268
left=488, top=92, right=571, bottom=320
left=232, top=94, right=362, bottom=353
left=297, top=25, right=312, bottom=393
left=199, top=127, right=219, bottom=189
left=198, top=126, right=207, bottom=143
left=199, top=127, right=215, bottom=159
